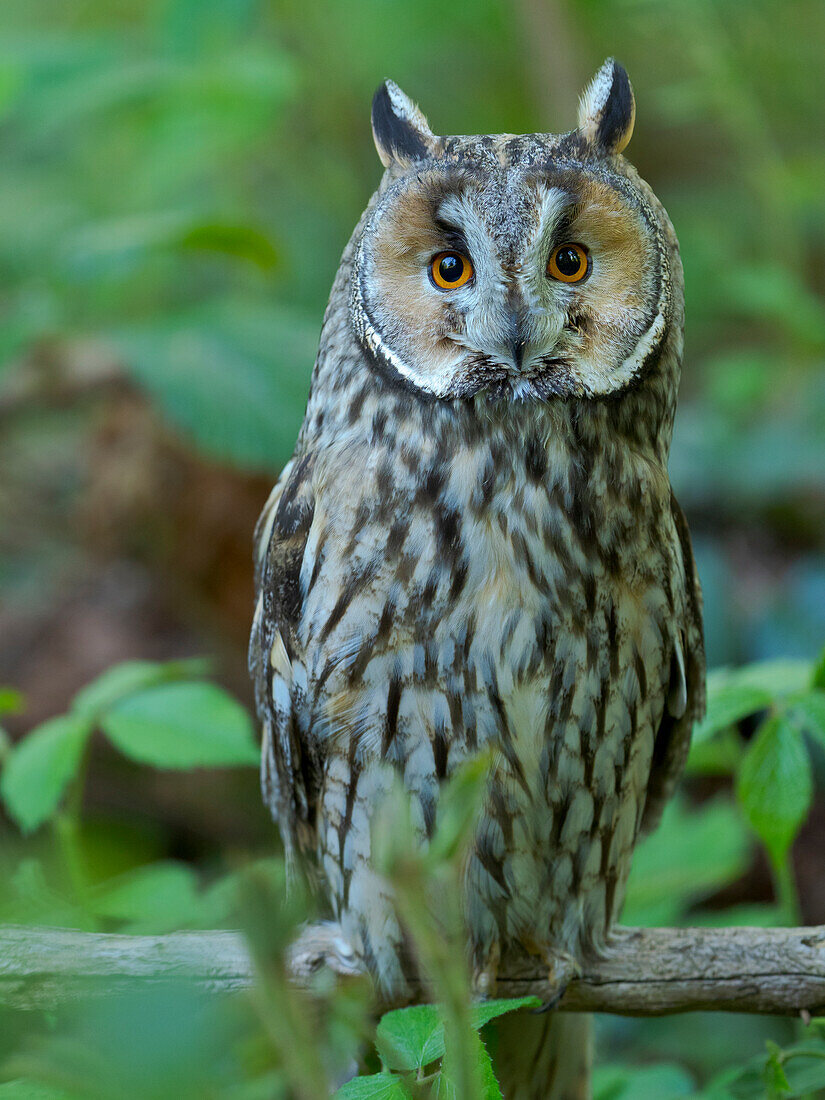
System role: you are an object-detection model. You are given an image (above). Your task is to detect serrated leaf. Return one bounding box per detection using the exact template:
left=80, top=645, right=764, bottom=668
left=736, top=714, right=813, bottom=865
left=470, top=996, right=542, bottom=1029
left=376, top=1005, right=444, bottom=1071
left=436, top=1036, right=502, bottom=1100
left=375, top=995, right=539, bottom=1076
left=476, top=1041, right=504, bottom=1100
left=438, top=1022, right=488, bottom=1100
left=72, top=659, right=210, bottom=720
left=0, top=715, right=91, bottom=832
left=100, top=682, right=258, bottom=769
left=334, top=1075, right=412, bottom=1099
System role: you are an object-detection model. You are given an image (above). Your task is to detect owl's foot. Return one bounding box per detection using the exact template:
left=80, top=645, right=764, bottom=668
left=532, top=949, right=581, bottom=1014
left=288, top=921, right=364, bottom=980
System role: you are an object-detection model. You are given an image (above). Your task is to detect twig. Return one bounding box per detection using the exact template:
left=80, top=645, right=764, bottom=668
left=1, top=923, right=824, bottom=1016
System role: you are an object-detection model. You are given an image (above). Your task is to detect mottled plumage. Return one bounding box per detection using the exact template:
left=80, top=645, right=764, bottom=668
left=250, top=59, right=704, bottom=1098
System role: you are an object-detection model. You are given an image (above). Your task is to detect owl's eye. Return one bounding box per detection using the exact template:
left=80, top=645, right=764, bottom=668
left=430, top=251, right=474, bottom=290
left=547, top=243, right=589, bottom=283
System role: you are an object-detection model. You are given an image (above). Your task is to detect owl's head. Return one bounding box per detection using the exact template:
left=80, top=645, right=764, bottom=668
left=350, top=60, right=678, bottom=402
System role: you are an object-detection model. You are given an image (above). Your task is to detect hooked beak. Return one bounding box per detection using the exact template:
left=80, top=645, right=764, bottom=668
left=505, top=304, right=529, bottom=372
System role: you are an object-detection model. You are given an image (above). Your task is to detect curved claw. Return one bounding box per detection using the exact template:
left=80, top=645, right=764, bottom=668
left=531, top=950, right=581, bottom=1013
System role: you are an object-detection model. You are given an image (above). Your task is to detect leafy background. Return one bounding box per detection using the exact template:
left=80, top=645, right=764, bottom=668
left=0, top=0, right=824, bottom=1096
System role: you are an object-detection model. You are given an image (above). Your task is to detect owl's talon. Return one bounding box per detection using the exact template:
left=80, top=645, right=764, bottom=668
left=532, top=951, right=581, bottom=1013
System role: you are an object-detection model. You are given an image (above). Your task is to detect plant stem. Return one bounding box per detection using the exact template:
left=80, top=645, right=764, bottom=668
left=53, top=743, right=91, bottom=904
left=770, top=853, right=802, bottom=927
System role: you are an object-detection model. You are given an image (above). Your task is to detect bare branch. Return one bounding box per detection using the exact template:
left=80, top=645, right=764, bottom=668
left=2, top=923, right=824, bottom=1017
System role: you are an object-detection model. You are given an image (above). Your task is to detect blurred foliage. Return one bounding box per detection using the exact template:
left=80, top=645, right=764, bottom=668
left=1, top=0, right=824, bottom=1095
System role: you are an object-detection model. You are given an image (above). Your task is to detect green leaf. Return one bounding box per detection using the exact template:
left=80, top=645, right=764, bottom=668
left=0, top=1082, right=76, bottom=1100
left=593, top=1063, right=696, bottom=1100
left=686, top=726, right=744, bottom=775
left=470, top=996, right=542, bottom=1029
left=374, top=996, right=538, bottom=1076
left=100, top=682, right=258, bottom=769
left=0, top=714, right=92, bottom=832
left=736, top=714, right=813, bottom=865
left=67, top=212, right=280, bottom=275
left=712, top=1038, right=825, bottom=1100
left=688, top=902, right=785, bottom=929
left=178, top=221, right=279, bottom=270
left=763, top=1041, right=791, bottom=1097
left=436, top=1036, right=503, bottom=1100
left=435, top=1039, right=502, bottom=1100
left=694, top=659, right=813, bottom=745
left=623, top=797, right=752, bottom=926
left=0, top=687, right=24, bottom=716
left=437, top=1024, right=489, bottom=1100
left=376, top=1005, right=444, bottom=1072
left=72, top=659, right=210, bottom=720
left=790, top=691, right=825, bottom=749
left=334, top=1074, right=412, bottom=1099
left=114, top=300, right=317, bottom=470
left=695, top=676, right=773, bottom=744
left=475, top=1040, right=504, bottom=1100
left=813, top=646, right=825, bottom=690
left=87, top=861, right=202, bottom=933
left=731, top=660, right=813, bottom=699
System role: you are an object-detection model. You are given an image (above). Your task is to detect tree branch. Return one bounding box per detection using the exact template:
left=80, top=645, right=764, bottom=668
left=1, top=923, right=824, bottom=1016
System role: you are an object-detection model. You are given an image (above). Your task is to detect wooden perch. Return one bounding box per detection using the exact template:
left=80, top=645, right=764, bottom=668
left=2, top=923, right=824, bottom=1017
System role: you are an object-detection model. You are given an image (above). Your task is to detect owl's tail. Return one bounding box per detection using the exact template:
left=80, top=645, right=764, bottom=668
left=489, top=1010, right=592, bottom=1100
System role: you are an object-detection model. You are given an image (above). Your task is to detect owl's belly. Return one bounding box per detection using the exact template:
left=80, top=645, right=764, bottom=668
left=313, top=526, right=668, bottom=974
left=461, top=578, right=664, bottom=962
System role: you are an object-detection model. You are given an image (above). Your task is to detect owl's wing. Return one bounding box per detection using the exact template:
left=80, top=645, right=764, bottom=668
left=249, top=452, right=320, bottom=871
left=640, top=492, right=706, bottom=834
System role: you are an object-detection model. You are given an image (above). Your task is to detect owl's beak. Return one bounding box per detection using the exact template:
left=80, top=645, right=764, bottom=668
left=505, top=305, right=529, bottom=372
left=510, top=335, right=527, bottom=371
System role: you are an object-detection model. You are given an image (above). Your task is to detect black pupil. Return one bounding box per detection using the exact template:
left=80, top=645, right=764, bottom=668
left=438, top=254, right=464, bottom=283
left=555, top=247, right=583, bottom=277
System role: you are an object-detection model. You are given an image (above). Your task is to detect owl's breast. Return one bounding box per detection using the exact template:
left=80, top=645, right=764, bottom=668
left=300, top=425, right=677, bottom=777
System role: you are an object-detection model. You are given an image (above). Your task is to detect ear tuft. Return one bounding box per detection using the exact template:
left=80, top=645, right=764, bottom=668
left=371, top=80, right=436, bottom=168
left=577, top=58, right=635, bottom=155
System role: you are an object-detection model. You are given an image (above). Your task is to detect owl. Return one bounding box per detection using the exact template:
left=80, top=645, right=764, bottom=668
left=250, top=59, right=704, bottom=1099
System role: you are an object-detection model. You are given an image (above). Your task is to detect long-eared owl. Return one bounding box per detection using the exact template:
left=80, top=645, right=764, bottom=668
left=250, top=59, right=704, bottom=1099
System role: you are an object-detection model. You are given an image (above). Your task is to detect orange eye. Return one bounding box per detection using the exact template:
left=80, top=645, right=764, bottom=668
left=430, top=251, right=474, bottom=290
left=547, top=243, right=589, bottom=283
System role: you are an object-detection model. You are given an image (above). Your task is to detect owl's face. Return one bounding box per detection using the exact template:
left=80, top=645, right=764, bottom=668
left=351, top=61, right=674, bottom=402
